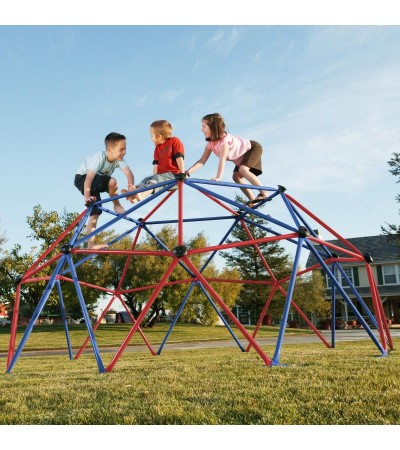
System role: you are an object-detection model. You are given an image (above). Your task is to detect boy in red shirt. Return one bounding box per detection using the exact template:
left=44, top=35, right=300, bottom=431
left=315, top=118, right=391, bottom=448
left=126, top=120, right=185, bottom=203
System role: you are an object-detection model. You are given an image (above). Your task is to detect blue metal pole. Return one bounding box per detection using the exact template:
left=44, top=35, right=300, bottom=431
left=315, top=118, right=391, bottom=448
left=94, top=178, right=177, bottom=208
left=75, top=182, right=175, bottom=247
left=143, top=215, right=238, bottom=226
left=197, top=282, right=245, bottom=351
left=331, top=264, right=337, bottom=348
left=157, top=216, right=243, bottom=354
left=156, top=282, right=196, bottom=355
left=186, top=180, right=298, bottom=233
left=187, top=177, right=277, bottom=198
left=279, top=192, right=304, bottom=230
left=66, top=254, right=106, bottom=373
left=56, top=280, right=73, bottom=360
left=68, top=209, right=92, bottom=247
left=308, top=245, right=387, bottom=356
left=285, top=202, right=336, bottom=260
left=60, top=222, right=143, bottom=276
left=199, top=217, right=241, bottom=273
left=271, top=236, right=305, bottom=366
left=140, top=224, right=195, bottom=277
left=7, top=255, right=68, bottom=373
left=335, top=263, right=379, bottom=328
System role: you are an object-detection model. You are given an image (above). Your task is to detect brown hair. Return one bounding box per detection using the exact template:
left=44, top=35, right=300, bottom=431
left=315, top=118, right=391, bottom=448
left=150, top=120, right=173, bottom=139
left=104, top=132, right=126, bottom=146
left=202, top=113, right=226, bottom=141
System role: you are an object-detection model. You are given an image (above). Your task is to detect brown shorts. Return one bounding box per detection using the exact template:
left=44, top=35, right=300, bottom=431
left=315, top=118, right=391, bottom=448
left=233, top=140, right=263, bottom=176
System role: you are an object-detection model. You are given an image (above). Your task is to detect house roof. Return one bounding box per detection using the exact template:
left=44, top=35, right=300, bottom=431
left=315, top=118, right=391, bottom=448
left=325, top=284, right=400, bottom=299
left=306, top=234, right=400, bottom=267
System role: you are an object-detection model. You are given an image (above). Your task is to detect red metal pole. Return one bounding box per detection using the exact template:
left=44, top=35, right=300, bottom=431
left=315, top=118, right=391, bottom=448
left=188, top=232, right=298, bottom=255
left=246, top=287, right=277, bottom=351
left=74, top=295, right=119, bottom=359
left=116, top=295, right=157, bottom=355
left=308, top=236, right=365, bottom=260
left=178, top=179, right=183, bottom=246
left=106, top=257, right=180, bottom=372
left=181, top=256, right=273, bottom=367
left=275, top=282, right=332, bottom=348
left=7, top=284, right=21, bottom=369
left=365, top=264, right=392, bottom=351
left=373, top=279, right=393, bottom=350
left=74, top=295, right=157, bottom=359
left=75, top=248, right=171, bottom=257
left=23, top=253, right=63, bottom=280
left=75, top=225, right=156, bottom=359
left=202, top=191, right=239, bottom=215
left=26, top=210, right=87, bottom=275
left=286, top=194, right=363, bottom=257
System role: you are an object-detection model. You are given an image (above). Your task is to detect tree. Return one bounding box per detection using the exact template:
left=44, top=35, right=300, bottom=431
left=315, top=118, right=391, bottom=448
left=0, top=225, right=6, bottom=250
left=221, top=195, right=293, bottom=323
left=164, top=228, right=241, bottom=325
left=220, top=196, right=329, bottom=325
left=292, top=271, right=331, bottom=323
left=1, top=207, right=241, bottom=326
left=98, top=225, right=241, bottom=326
left=0, top=205, right=105, bottom=320
left=382, top=152, right=400, bottom=240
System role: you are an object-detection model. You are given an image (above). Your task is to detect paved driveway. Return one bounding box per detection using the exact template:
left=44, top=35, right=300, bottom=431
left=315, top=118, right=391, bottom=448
left=2, top=328, right=399, bottom=359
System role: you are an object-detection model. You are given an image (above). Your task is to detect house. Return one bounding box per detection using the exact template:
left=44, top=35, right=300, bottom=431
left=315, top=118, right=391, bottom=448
left=306, top=234, right=400, bottom=324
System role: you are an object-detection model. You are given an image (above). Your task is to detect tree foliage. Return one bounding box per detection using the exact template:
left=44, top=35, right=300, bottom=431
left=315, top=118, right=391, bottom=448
left=97, top=225, right=241, bottom=326
left=220, top=196, right=328, bottom=324
left=293, top=271, right=331, bottom=321
left=382, top=152, right=400, bottom=241
left=0, top=205, right=242, bottom=326
left=220, top=196, right=293, bottom=323
left=0, top=205, right=105, bottom=320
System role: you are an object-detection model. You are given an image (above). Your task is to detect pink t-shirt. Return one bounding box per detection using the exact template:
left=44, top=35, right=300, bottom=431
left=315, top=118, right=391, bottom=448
left=206, top=133, right=251, bottom=164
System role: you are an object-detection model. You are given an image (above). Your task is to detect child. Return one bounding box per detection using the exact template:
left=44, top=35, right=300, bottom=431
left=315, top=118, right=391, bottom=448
left=185, top=113, right=268, bottom=207
left=74, top=132, right=135, bottom=249
left=126, top=120, right=185, bottom=203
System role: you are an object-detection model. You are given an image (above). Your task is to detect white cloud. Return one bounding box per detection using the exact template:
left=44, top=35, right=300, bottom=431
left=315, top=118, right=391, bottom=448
left=241, top=63, right=400, bottom=194
left=191, top=59, right=200, bottom=72
left=162, top=88, right=185, bottom=102
left=207, top=27, right=242, bottom=55
left=135, top=94, right=147, bottom=106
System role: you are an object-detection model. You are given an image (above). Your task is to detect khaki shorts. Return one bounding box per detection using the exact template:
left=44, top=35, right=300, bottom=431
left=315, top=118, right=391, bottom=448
left=138, top=172, right=177, bottom=193
left=233, top=140, right=263, bottom=176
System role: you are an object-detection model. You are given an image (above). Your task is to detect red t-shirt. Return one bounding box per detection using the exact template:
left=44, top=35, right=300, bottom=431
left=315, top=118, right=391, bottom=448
left=153, top=137, right=184, bottom=174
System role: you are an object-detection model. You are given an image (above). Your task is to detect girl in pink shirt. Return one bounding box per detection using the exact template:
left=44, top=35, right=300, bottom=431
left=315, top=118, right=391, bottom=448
left=186, top=113, right=268, bottom=207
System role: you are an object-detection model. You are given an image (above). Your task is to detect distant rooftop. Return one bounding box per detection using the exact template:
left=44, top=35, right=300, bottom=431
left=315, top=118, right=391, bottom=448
left=306, top=234, right=400, bottom=267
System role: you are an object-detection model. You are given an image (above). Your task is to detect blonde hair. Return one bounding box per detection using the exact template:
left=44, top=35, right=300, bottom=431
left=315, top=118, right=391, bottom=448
left=150, top=120, right=173, bottom=139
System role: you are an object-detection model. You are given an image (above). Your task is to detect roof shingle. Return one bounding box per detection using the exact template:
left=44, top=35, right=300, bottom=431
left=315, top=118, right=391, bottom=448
left=306, top=234, right=400, bottom=267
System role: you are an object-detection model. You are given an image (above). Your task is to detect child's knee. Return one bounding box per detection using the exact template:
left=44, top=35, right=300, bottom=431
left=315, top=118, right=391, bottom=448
left=232, top=172, right=240, bottom=183
left=109, top=177, right=118, bottom=189
left=238, top=165, right=250, bottom=176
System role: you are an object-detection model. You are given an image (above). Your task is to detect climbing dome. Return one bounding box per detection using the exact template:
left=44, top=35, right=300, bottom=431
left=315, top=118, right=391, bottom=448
left=6, top=176, right=393, bottom=373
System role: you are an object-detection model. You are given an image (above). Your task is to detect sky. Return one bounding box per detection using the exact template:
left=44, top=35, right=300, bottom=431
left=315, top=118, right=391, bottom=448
left=1, top=17, right=399, bottom=266
left=1, top=1, right=400, bottom=445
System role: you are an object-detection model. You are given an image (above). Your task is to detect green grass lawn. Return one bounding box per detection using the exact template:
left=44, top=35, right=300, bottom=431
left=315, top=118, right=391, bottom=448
left=0, top=322, right=310, bottom=352
left=0, top=324, right=399, bottom=425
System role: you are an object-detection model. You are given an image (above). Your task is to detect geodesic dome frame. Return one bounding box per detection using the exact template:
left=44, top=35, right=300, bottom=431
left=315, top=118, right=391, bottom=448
left=6, top=176, right=393, bottom=373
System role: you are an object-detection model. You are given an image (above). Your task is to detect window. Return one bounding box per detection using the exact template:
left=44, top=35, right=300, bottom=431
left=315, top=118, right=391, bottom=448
left=326, top=267, right=354, bottom=288
left=382, top=265, right=399, bottom=285
left=342, top=267, right=353, bottom=284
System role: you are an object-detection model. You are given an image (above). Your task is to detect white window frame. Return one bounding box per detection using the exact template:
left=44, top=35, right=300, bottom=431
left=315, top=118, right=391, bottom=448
left=382, top=264, right=399, bottom=285
left=326, top=266, right=354, bottom=288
